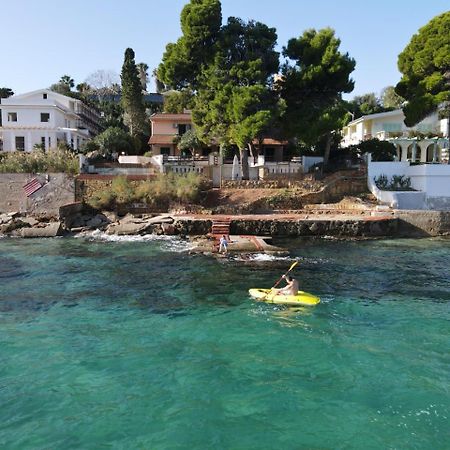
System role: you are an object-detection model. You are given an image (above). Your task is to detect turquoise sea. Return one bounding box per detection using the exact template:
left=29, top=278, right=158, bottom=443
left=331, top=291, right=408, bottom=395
left=0, top=234, right=449, bottom=450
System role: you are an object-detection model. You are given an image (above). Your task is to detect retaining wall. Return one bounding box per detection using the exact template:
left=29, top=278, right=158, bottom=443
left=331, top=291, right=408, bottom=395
left=0, top=173, right=75, bottom=215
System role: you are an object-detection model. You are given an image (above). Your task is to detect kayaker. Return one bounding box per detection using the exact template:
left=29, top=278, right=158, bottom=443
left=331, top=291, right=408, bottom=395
left=218, top=235, right=228, bottom=254
left=274, top=275, right=299, bottom=296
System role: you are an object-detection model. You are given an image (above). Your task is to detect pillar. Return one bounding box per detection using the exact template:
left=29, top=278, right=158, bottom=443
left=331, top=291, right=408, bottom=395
left=432, top=141, right=438, bottom=163
left=45, top=131, right=49, bottom=151
left=400, top=143, right=408, bottom=161
left=412, top=141, right=417, bottom=162
left=419, top=142, right=427, bottom=163
left=27, top=132, right=33, bottom=152
left=10, top=131, right=15, bottom=151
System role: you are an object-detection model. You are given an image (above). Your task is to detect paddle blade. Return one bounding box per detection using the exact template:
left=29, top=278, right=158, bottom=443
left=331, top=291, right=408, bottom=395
left=288, top=261, right=298, bottom=272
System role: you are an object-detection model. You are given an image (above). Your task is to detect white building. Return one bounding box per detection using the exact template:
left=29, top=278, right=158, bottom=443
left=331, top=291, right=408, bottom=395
left=0, top=89, right=102, bottom=152
left=341, top=109, right=449, bottom=163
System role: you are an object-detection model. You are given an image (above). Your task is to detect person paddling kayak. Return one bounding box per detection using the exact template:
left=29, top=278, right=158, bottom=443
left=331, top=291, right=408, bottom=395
left=273, top=275, right=299, bottom=296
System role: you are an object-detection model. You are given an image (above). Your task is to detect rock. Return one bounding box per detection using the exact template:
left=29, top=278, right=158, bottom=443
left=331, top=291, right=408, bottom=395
left=86, top=216, right=104, bottom=228
left=20, top=217, right=39, bottom=227
left=70, top=214, right=86, bottom=228
left=21, top=222, right=63, bottom=238
left=101, top=210, right=119, bottom=223
left=161, top=223, right=176, bottom=235
left=106, top=221, right=149, bottom=235
left=3, top=219, right=31, bottom=233
left=0, top=213, right=12, bottom=225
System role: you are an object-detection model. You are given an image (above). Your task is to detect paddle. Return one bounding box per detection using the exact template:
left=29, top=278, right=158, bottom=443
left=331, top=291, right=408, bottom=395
left=264, top=261, right=298, bottom=299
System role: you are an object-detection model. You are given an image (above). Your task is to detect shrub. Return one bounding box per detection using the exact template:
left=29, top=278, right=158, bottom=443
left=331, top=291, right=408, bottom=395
left=374, top=174, right=412, bottom=191
left=357, top=138, right=397, bottom=161
left=90, top=189, right=115, bottom=210
left=87, top=172, right=210, bottom=211
left=374, top=174, right=389, bottom=189
left=110, top=176, right=136, bottom=204
left=0, top=148, right=79, bottom=174
left=391, top=175, right=411, bottom=190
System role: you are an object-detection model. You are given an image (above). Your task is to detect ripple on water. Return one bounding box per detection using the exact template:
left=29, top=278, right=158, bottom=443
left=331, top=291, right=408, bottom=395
left=0, top=237, right=449, bottom=449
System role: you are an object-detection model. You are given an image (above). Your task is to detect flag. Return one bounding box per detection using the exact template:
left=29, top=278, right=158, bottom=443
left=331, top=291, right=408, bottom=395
left=23, top=178, right=43, bottom=197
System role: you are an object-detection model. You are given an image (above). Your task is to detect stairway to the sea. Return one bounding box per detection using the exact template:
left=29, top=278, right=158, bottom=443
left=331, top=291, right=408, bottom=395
left=210, top=218, right=231, bottom=251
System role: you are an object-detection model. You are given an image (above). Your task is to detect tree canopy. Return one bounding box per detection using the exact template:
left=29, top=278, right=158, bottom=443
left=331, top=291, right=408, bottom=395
left=85, top=126, right=134, bottom=157
left=0, top=87, right=14, bottom=98
left=381, top=86, right=404, bottom=109
left=157, top=2, right=356, bottom=171
left=120, top=48, right=147, bottom=138
left=395, top=11, right=450, bottom=129
left=50, top=75, right=76, bottom=96
left=157, top=0, right=222, bottom=90
left=355, top=138, right=397, bottom=162
left=280, top=28, right=355, bottom=163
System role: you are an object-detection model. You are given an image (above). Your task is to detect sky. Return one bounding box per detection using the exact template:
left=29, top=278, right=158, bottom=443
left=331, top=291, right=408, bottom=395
left=1, top=0, right=449, bottom=99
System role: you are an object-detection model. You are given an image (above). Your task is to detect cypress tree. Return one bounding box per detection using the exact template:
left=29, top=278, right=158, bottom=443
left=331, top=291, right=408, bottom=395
left=121, top=48, right=146, bottom=138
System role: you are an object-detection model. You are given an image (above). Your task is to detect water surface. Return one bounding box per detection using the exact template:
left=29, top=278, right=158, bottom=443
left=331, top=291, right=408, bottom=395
left=1, top=235, right=449, bottom=449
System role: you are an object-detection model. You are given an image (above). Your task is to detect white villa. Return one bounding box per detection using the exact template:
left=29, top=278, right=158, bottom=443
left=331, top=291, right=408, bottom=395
left=0, top=89, right=102, bottom=152
left=342, top=109, right=449, bottom=163
left=342, top=109, right=450, bottom=210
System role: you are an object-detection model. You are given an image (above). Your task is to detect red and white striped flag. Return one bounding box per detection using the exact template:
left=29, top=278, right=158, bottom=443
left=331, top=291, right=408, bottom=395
left=23, top=178, right=43, bottom=197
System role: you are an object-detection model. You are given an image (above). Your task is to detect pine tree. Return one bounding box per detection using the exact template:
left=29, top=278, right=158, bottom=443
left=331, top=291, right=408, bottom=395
left=121, top=48, right=147, bottom=138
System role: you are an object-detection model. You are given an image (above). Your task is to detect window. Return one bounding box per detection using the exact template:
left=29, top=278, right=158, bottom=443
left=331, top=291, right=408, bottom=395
left=417, top=123, right=433, bottom=133
left=8, top=112, right=17, bottom=122
left=43, top=93, right=48, bottom=99
left=48, top=137, right=52, bottom=148
left=40, top=113, right=50, bottom=122
left=160, top=147, right=170, bottom=156
left=15, top=136, right=25, bottom=151
left=178, top=124, right=187, bottom=135
left=41, top=137, right=46, bottom=147
left=382, top=123, right=402, bottom=132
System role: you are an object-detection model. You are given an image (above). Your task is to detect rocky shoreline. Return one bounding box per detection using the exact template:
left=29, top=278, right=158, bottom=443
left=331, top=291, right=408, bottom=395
left=1, top=203, right=449, bottom=243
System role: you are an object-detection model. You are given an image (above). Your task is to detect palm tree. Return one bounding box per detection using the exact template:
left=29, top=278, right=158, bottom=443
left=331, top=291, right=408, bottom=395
left=60, top=75, right=75, bottom=89
left=0, top=87, right=14, bottom=98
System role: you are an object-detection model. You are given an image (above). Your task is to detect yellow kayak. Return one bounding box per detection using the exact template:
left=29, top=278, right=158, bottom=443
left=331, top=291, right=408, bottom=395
left=249, top=288, right=320, bottom=306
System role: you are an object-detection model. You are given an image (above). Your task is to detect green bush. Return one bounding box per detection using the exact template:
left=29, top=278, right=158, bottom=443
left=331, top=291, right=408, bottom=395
left=87, top=172, right=210, bottom=211
left=374, top=174, right=413, bottom=191
left=0, top=148, right=79, bottom=174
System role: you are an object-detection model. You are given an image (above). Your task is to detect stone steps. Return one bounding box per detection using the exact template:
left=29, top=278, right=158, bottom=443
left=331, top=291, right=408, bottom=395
left=211, top=218, right=231, bottom=251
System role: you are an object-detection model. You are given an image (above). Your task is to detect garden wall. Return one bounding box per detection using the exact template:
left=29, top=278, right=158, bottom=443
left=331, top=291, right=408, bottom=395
left=0, top=173, right=75, bottom=215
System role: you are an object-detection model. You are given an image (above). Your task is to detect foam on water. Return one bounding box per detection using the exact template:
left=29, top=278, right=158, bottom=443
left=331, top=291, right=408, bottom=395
left=237, top=252, right=292, bottom=262
left=77, top=229, right=195, bottom=252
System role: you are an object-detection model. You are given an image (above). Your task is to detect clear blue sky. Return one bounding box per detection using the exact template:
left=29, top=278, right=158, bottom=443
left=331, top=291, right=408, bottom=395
left=1, top=0, right=448, bottom=98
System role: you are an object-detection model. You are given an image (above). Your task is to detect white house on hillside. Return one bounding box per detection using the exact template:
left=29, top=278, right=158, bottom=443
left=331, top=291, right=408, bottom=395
left=341, top=109, right=449, bottom=163
left=342, top=109, right=450, bottom=210
left=0, top=89, right=102, bottom=152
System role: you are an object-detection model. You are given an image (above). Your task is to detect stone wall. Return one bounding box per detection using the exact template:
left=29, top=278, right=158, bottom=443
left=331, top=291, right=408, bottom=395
left=0, top=173, right=75, bottom=216
left=395, top=210, right=450, bottom=236
left=229, top=217, right=398, bottom=238
left=171, top=217, right=398, bottom=238
left=221, top=178, right=308, bottom=189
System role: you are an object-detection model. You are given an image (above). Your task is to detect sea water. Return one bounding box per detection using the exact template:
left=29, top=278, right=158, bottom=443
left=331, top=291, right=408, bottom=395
left=0, top=235, right=449, bottom=449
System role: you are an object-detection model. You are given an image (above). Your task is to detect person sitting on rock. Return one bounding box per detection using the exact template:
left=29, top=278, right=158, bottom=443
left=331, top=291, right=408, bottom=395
left=274, top=275, right=299, bottom=296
